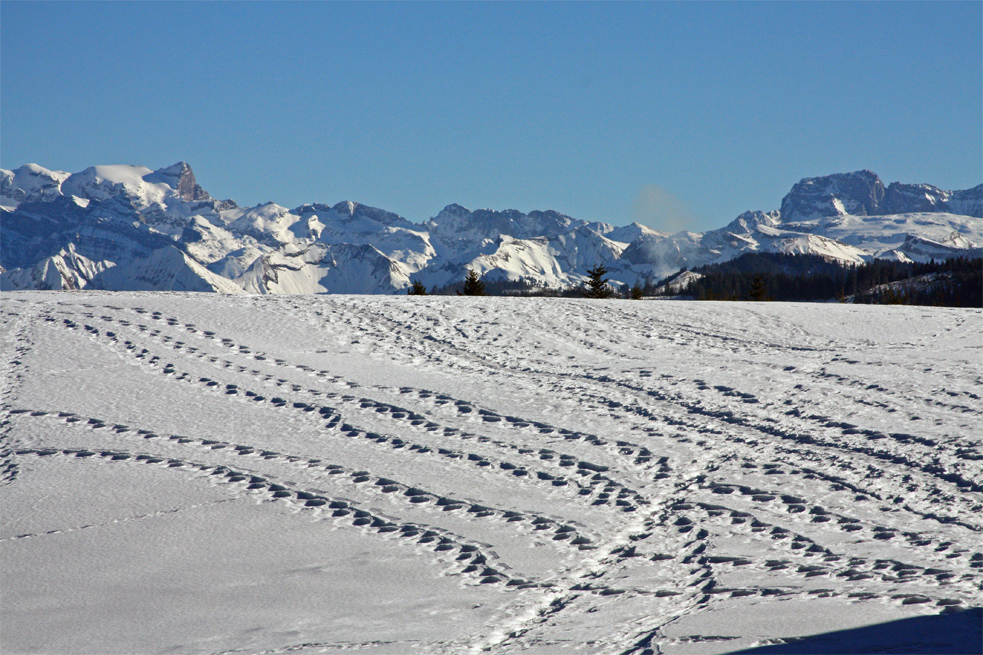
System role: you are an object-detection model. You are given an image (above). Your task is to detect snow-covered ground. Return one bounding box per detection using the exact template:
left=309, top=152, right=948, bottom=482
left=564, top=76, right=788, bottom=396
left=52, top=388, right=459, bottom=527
left=1, top=292, right=980, bottom=654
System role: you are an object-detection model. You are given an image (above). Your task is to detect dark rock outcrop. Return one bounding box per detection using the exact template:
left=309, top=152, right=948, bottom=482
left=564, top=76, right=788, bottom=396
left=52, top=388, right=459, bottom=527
left=882, top=182, right=951, bottom=214
left=780, top=171, right=886, bottom=222
left=781, top=172, right=983, bottom=221
left=144, top=162, right=211, bottom=202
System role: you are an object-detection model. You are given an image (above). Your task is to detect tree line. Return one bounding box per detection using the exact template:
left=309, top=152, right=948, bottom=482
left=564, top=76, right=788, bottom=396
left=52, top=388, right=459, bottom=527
left=407, top=254, right=982, bottom=308
left=408, top=265, right=644, bottom=298
left=682, top=253, right=981, bottom=307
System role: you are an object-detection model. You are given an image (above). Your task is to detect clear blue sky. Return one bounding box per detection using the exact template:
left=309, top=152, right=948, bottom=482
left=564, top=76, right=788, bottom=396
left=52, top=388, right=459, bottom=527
left=2, top=1, right=981, bottom=232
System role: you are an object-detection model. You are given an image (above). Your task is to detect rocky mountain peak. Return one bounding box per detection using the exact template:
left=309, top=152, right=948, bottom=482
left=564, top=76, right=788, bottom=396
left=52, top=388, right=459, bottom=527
left=144, top=162, right=211, bottom=202
left=948, top=184, right=983, bottom=218
left=725, top=210, right=782, bottom=233
left=328, top=201, right=408, bottom=227
left=882, top=182, right=950, bottom=214
left=781, top=171, right=982, bottom=222
left=434, top=204, right=472, bottom=221
left=780, top=170, right=886, bottom=222
left=1, top=164, right=70, bottom=202
left=332, top=200, right=359, bottom=216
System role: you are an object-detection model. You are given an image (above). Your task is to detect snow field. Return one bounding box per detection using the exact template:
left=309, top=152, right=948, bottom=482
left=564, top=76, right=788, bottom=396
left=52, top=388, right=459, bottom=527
left=1, top=292, right=980, bottom=654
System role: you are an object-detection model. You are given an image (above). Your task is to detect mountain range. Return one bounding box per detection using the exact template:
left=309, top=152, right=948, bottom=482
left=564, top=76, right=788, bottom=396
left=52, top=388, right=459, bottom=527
left=1, top=163, right=980, bottom=294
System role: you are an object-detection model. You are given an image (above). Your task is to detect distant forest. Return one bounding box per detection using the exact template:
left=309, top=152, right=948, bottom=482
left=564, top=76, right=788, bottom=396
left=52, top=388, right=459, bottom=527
left=681, top=253, right=982, bottom=308
left=420, top=253, right=981, bottom=307
left=428, top=270, right=664, bottom=298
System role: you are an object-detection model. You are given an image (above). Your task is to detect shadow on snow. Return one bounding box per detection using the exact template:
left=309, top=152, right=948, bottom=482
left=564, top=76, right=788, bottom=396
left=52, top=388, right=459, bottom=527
left=726, top=607, right=982, bottom=655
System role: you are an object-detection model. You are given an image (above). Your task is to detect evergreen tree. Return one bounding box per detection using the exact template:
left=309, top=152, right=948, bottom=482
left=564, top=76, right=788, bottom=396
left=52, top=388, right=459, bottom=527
left=459, top=269, right=486, bottom=296
left=629, top=283, right=644, bottom=300
left=407, top=280, right=427, bottom=295
left=748, top=274, right=768, bottom=301
left=583, top=265, right=614, bottom=299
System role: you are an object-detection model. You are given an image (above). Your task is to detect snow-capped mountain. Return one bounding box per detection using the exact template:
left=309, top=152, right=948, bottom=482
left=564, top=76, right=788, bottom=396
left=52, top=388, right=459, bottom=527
left=0, top=164, right=70, bottom=204
left=1, top=163, right=980, bottom=294
left=780, top=170, right=983, bottom=222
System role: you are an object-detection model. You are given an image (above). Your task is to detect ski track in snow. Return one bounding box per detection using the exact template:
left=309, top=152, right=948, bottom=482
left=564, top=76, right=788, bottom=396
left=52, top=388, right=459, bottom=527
left=1, top=291, right=981, bottom=655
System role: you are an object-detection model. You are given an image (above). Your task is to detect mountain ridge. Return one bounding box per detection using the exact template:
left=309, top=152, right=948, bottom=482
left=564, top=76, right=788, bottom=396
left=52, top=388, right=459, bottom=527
left=2, top=163, right=980, bottom=294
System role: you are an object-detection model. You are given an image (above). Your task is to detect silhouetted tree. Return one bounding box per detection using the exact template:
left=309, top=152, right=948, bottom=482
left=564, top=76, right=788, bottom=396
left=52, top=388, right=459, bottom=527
left=748, top=274, right=768, bottom=301
left=459, top=269, right=486, bottom=296
left=583, top=265, right=614, bottom=299
left=407, top=280, right=427, bottom=295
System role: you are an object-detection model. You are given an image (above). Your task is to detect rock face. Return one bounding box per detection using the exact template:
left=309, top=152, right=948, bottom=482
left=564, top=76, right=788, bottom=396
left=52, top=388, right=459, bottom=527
left=1, top=161, right=980, bottom=294
left=780, top=170, right=886, bottom=222
left=144, top=161, right=211, bottom=202
left=882, top=182, right=983, bottom=217
left=948, top=184, right=983, bottom=218
left=425, top=204, right=600, bottom=257
left=882, top=182, right=951, bottom=214
left=781, top=171, right=982, bottom=222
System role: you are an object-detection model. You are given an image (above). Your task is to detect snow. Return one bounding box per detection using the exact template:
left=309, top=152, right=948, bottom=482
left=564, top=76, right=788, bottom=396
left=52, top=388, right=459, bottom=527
left=0, top=245, right=116, bottom=291
left=652, top=270, right=704, bottom=295
left=225, top=202, right=302, bottom=245
left=605, top=222, right=669, bottom=244
left=2, top=292, right=980, bottom=654
left=1, top=164, right=71, bottom=198
left=176, top=215, right=268, bottom=270
left=141, top=161, right=193, bottom=190
left=782, top=212, right=982, bottom=260
left=316, top=226, right=438, bottom=274
left=61, top=164, right=175, bottom=208
left=92, top=246, right=247, bottom=294
left=238, top=243, right=411, bottom=295
left=470, top=236, right=567, bottom=284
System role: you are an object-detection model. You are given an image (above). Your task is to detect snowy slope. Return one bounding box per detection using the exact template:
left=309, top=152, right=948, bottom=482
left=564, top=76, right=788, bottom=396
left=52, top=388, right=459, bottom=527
left=91, top=246, right=247, bottom=293
left=620, top=211, right=882, bottom=281
left=60, top=164, right=174, bottom=207
left=652, top=270, right=704, bottom=295
left=226, top=202, right=305, bottom=246
left=2, top=292, right=980, bottom=654
left=781, top=211, right=983, bottom=259
left=458, top=235, right=569, bottom=285
left=238, top=242, right=411, bottom=294
left=0, top=245, right=115, bottom=291
left=0, top=164, right=70, bottom=206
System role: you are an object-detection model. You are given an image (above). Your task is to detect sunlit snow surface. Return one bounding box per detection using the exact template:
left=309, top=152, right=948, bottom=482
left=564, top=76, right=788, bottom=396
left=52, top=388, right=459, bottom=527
left=1, top=292, right=981, bottom=654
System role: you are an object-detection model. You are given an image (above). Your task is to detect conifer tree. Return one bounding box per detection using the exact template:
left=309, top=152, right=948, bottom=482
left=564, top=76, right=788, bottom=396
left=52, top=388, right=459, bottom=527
left=459, top=269, right=486, bottom=296
left=583, top=265, right=614, bottom=299
left=407, top=280, right=427, bottom=295
left=748, top=274, right=768, bottom=301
